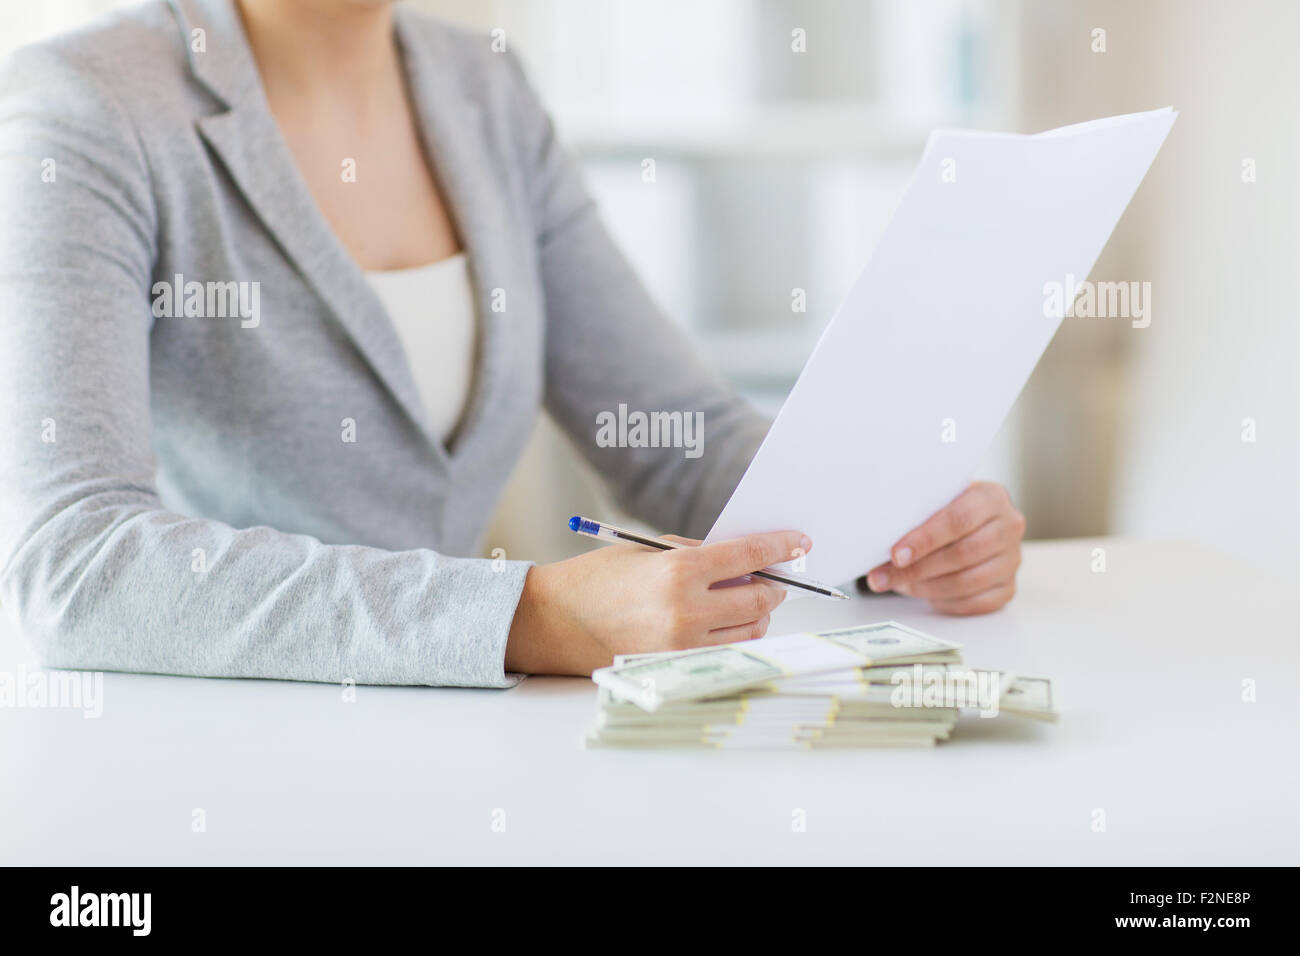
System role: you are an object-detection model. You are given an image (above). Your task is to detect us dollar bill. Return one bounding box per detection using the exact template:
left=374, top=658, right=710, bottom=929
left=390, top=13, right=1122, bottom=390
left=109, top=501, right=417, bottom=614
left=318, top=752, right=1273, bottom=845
left=997, top=676, right=1059, bottom=722
left=594, top=644, right=786, bottom=711
left=593, top=621, right=962, bottom=712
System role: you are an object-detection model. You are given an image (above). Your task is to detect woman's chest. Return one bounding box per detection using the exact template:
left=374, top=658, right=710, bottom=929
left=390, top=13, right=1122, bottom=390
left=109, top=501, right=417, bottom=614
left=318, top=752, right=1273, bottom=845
left=276, top=115, right=462, bottom=272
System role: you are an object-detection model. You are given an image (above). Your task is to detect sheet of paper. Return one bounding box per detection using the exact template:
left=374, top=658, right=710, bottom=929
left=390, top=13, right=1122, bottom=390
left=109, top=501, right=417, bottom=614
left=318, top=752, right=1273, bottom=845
left=707, top=107, right=1177, bottom=585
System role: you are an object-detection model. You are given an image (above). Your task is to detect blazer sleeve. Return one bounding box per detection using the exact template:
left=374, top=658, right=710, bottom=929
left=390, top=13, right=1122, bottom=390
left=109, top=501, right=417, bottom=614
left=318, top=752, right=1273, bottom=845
left=0, top=45, right=528, bottom=688
left=501, top=53, right=771, bottom=539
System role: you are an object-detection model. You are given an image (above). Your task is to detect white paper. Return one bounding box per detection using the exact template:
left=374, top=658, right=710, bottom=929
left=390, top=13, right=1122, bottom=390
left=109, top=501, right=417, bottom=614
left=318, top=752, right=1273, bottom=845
left=707, top=107, right=1177, bottom=585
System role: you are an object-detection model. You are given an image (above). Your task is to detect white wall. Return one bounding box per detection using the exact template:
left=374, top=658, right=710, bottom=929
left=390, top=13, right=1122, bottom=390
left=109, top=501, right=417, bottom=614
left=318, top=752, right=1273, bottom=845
left=1075, top=1, right=1300, bottom=572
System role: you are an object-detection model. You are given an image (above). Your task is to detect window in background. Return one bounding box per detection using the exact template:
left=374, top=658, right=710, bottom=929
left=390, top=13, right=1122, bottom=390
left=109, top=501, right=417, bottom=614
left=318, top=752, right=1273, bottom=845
left=514, top=0, right=1022, bottom=414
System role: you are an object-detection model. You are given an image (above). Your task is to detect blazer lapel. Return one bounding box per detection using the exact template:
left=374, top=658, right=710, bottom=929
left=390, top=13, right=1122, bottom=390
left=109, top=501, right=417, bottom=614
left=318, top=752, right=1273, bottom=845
left=172, top=0, right=444, bottom=463
left=393, top=8, right=522, bottom=465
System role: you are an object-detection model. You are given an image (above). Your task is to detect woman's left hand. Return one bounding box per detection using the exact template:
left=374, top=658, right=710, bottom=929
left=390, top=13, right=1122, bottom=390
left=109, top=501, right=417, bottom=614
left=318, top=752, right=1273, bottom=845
left=864, top=481, right=1026, bottom=615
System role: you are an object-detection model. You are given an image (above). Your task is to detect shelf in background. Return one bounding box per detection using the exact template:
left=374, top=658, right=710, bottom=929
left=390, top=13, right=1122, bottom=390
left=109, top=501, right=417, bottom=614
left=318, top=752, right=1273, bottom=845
left=560, top=103, right=1016, bottom=161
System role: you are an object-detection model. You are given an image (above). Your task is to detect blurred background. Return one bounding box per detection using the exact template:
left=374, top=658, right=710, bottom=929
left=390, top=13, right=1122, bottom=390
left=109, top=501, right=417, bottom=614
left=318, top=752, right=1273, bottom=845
left=5, top=0, right=1297, bottom=573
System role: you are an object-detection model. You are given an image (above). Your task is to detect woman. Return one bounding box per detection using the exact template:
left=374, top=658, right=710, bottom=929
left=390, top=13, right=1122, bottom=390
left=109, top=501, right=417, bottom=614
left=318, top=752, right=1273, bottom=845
left=0, top=0, right=1025, bottom=687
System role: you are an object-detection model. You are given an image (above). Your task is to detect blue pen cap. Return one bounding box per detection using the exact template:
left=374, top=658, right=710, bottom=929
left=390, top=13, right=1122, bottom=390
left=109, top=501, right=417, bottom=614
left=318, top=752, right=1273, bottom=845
left=569, top=516, right=601, bottom=535
left=568, top=515, right=581, bottom=531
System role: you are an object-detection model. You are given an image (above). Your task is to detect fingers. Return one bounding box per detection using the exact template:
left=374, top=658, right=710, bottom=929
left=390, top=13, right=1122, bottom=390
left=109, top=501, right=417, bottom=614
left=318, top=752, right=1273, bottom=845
left=897, top=550, right=1019, bottom=601
left=890, top=481, right=1010, bottom=570
left=649, top=536, right=797, bottom=650
left=861, top=482, right=1025, bottom=616
left=707, top=614, right=772, bottom=645
left=688, top=530, right=811, bottom=582
left=700, top=579, right=787, bottom=630
left=661, top=534, right=703, bottom=547
left=930, top=582, right=1016, bottom=616
left=869, top=515, right=1021, bottom=593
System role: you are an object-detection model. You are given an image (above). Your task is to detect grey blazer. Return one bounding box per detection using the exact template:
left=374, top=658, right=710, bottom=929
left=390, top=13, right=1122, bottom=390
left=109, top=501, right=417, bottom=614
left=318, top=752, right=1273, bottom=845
left=0, top=0, right=768, bottom=687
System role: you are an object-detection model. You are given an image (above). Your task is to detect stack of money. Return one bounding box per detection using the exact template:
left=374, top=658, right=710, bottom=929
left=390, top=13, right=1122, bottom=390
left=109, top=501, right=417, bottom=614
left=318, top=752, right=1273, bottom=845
left=586, top=621, right=1057, bottom=749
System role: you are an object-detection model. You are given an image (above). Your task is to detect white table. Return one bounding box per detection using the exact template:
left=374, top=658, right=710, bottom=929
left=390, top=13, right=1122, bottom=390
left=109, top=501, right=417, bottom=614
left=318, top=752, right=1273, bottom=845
left=2, top=539, right=1296, bottom=865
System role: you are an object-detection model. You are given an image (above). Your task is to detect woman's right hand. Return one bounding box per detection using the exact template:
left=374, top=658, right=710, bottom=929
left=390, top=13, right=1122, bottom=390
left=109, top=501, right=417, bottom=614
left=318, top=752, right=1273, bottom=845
left=504, top=530, right=811, bottom=676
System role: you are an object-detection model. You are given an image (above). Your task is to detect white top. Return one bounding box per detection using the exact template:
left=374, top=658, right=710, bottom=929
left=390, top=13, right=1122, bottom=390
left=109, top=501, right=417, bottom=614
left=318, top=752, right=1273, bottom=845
left=365, top=253, right=476, bottom=445
left=4, top=539, right=1297, bottom=865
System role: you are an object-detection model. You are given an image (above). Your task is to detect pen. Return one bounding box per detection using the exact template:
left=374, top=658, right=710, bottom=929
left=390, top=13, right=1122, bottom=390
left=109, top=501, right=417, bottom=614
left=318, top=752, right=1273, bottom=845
left=568, top=515, right=849, bottom=600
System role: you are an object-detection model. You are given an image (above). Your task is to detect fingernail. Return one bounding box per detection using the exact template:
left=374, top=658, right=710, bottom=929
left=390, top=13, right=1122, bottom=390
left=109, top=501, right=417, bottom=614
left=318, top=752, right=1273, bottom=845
left=894, top=546, right=912, bottom=567
left=869, top=570, right=889, bottom=591
left=800, top=535, right=813, bottom=554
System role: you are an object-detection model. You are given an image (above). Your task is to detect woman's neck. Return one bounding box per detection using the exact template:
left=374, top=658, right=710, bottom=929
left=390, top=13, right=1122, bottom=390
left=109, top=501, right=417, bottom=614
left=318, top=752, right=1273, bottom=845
left=237, top=0, right=401, bottom=110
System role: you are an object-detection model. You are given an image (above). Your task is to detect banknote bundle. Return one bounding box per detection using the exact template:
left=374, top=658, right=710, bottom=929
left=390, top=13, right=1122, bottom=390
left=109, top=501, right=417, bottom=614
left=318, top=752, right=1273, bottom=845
left=586, top=621, right=1057, bottom=749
